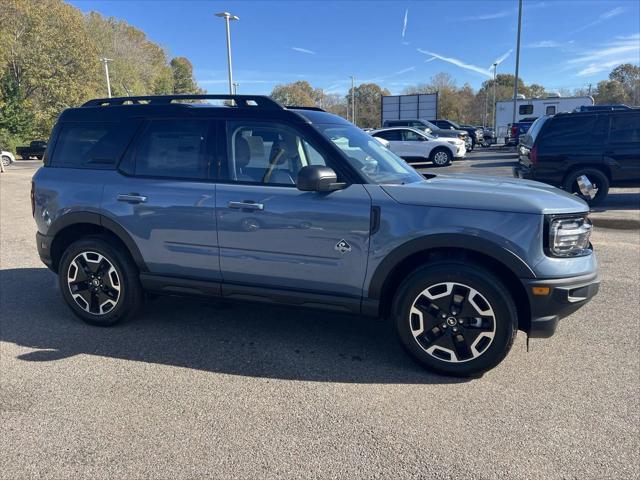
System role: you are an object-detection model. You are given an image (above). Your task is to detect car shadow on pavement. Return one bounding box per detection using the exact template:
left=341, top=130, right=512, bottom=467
left=591, top=192, right=640, bottom=212
left=0, top=268, right=468, bottom=385
left=470, top=161, right=517, bottom=168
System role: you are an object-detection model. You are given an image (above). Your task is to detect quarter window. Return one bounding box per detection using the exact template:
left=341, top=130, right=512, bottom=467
left=546, top=106, right=556, bottom=115
left=134, top=120, right=211, bottom=179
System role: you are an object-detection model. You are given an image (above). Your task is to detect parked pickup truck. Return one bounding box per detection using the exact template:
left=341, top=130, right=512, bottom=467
left=16, top=140, right=47, bottom=160
left=505, top=117, right=537, bottom=146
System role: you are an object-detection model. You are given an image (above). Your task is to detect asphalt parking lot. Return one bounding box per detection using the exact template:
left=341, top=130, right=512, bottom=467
left=1, top=153, right=639, bottom=479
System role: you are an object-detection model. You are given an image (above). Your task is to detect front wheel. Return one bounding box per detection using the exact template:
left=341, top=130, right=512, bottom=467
left=1, top=155, right=12, bottom=167
left=562, top=168, right=609, bottom=206
left=392, top=262, right=517, bottom=377
left=58, top=236, right=143, bottom=326
left=430, top=148, right=453, bottom=167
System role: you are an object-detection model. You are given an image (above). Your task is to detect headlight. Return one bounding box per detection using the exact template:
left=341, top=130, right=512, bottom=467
left=546, top=215, right=592, bottom=257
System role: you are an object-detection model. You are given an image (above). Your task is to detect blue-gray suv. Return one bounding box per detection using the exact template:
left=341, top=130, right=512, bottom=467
left=32, top=94, right=600, bottom=376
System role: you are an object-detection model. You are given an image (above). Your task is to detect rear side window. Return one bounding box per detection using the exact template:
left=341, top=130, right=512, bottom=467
left=50, top=121, right=139, bottom=169
left=539, top=115, right=596, bottom=147
left=545, top=106, right=556, bottom=115
left=610, top=114, right=640, bottom=144
left=134, top=120, right=211, bottom=179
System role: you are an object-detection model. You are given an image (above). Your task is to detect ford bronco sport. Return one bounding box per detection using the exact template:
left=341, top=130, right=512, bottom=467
left=32, top=94, right=600, bottom=376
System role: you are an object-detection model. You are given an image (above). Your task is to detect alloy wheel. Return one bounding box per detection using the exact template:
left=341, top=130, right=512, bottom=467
left=67, top=251, right=121, bottom=315
left=433, top=151, right=450, bottom=166
left=409, top=282, right=496, bottom=363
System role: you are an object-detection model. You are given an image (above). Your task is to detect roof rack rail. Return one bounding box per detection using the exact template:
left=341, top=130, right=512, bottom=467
left=285, top=106, right=326, bottom=112
left=82, top=94, right=283, bottom=109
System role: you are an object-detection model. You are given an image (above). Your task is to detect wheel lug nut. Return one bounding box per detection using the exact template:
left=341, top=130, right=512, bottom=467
left=441, top=323, right=447, bottom=329
left=453, top=327, right=458, bottom=332
left=441, top=313, right=446, bottom=318
left=458, top=319, right=463, bottom=324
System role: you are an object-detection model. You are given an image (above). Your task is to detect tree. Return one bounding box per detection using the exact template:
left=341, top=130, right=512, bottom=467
left=609, top=64, right=640, bottom=104
left=270, top=81, right=323, bottom=107
left=527, top=84, right=547, bottom=98
left=594, top=80, right=627, bottom=104
left=170, top=57, right=200, bottom=94
left=347, top=83, right=390, bottom=128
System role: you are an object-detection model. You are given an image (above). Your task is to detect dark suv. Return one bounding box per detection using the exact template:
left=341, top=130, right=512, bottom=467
left=32, top=94, right=599, bottom=377
left=430, top=120, right=482, bottom=150
left=515, top=110, right=640, bottom=205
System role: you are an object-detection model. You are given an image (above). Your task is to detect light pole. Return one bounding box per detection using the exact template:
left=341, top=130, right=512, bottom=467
left=350, top=75, right=356, bottom=125
left=99, top=57, right=113, bottom=98
left=512, top=0, right=523, bottom=126
left=215, top=12, right=239, bottom=95
left=492, top=62, right=498, bottom=129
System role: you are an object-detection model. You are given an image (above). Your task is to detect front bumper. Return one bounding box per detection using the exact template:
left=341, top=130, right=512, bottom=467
left=455, top=144, right=467, bottom=158
left=521, top=272, right=600, bottom=338
left=36, top=232, right=55, bottom=271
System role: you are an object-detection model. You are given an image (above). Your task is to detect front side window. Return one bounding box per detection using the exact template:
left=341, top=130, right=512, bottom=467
left=610, top=114, right=640, bottom=144
left=226, top=121, right=329, bottom=186
left=134, top=120, right=211, bottom=179
left=402, top=130, right=424, bottom=141
left=315, top=123, right=424, bottom=185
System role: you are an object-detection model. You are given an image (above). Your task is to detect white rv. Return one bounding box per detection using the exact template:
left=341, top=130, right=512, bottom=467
left=495, top=94, right=594, bottom=142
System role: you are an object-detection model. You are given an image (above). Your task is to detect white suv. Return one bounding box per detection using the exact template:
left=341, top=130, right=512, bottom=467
left=370, top=127, right=466, bottom=167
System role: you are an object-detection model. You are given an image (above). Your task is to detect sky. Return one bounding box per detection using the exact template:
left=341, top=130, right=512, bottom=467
left=69, top=0, right=640, bottom=96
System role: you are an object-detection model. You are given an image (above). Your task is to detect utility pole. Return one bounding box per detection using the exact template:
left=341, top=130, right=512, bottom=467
left=99, top=58, right=113, bottom=98
left=350, top=75, right=356, bottom=125
left=215, top=12, right=239, bottom=95
left=512, top=0, right=523, bottom=126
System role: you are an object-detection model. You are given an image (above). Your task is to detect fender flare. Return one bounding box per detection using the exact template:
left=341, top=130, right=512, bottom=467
left=367, top=233, right=535, bottom=299
left=48, top=212, right=148, bottom=272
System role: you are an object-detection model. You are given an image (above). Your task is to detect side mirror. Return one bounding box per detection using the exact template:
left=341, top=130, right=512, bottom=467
left=296, top=165, right=345, bottom=192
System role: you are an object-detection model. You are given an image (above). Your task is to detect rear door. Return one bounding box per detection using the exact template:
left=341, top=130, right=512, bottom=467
left=215, top=120, right=371, bottom=301
left=606, top=112, right=640, bottom=185
left=102, top=118, right=220, bottom=281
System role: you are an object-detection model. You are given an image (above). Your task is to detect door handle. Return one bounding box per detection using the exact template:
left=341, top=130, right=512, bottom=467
left=117, top=194, right=147, bottom=204
left=228, top=201, right=264, bottom=211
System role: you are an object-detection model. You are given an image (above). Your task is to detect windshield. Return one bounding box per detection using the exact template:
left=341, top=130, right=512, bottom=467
left=315, top=124, right=424, bottom=185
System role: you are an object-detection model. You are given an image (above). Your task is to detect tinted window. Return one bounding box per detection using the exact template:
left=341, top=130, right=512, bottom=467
left=134, top=120, right=211, bottom=179
left=546, top=106, right=556, bottom=115
left=402, top=130, right=424, bottom=141
left=610, top=114, right=640, bottom=143
left=591, top=115, right=610, bottom=145
left=540, top=115, right=596, bottom=147
left=527, top=116, right=548, bottom=142
left=226, top=121, right=330, bottom=185
left=519, top=105, right=534, bottom=115
left=374, top=130, right=402, bottom=141
left=51, top=121, right=139, bottom=169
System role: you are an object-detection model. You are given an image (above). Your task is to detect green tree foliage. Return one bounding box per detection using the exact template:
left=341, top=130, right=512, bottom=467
left=0, top=1, right=203, bottom=152
left=595, top=64, right=640, bottom=105
left=170, top=57, right=201, bottom=94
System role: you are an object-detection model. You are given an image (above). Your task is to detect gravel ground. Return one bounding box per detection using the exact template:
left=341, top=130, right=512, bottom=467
left=1, top=156, right=639, bottom=479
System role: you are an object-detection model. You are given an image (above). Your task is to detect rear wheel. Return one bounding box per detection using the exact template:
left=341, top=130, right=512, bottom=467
left=562, top=168, right=609, bottom=206
left=58, top=236, right=143, bottom=326
left=430, top=148, right=452, bottom=167
left=392, top=262, right=517, bottom=377
left=1, top=155, right=11, bottom=167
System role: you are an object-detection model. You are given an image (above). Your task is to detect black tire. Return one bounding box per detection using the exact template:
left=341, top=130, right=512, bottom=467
left=562, top=167, right=609, bottom=206
left=482, top=139, right=491, bottom=148
left=58, top=236, right=143, bottom=326
left=392, top=262, right=517, bottom=377
left=429, top=148, right=453, bottom=167
left=1, top=155, right=11, bottom=167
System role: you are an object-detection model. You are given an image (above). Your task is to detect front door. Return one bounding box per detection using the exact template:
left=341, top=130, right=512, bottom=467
left=215, top=120, right=371, bottom=299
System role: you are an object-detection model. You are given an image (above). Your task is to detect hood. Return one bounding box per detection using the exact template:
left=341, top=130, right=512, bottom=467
left=381, top=173, right=589, bottom=215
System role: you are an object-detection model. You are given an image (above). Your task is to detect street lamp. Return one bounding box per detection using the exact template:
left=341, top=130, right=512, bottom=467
left=492, top=62, right=498, bottom=129
left=215, top=12, right=239, bottom=95
left=512, top=0, right=523, bottom=126
left=350, top=75, right=356, bottom=125
left=99, top=57, right=113, bottom=98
